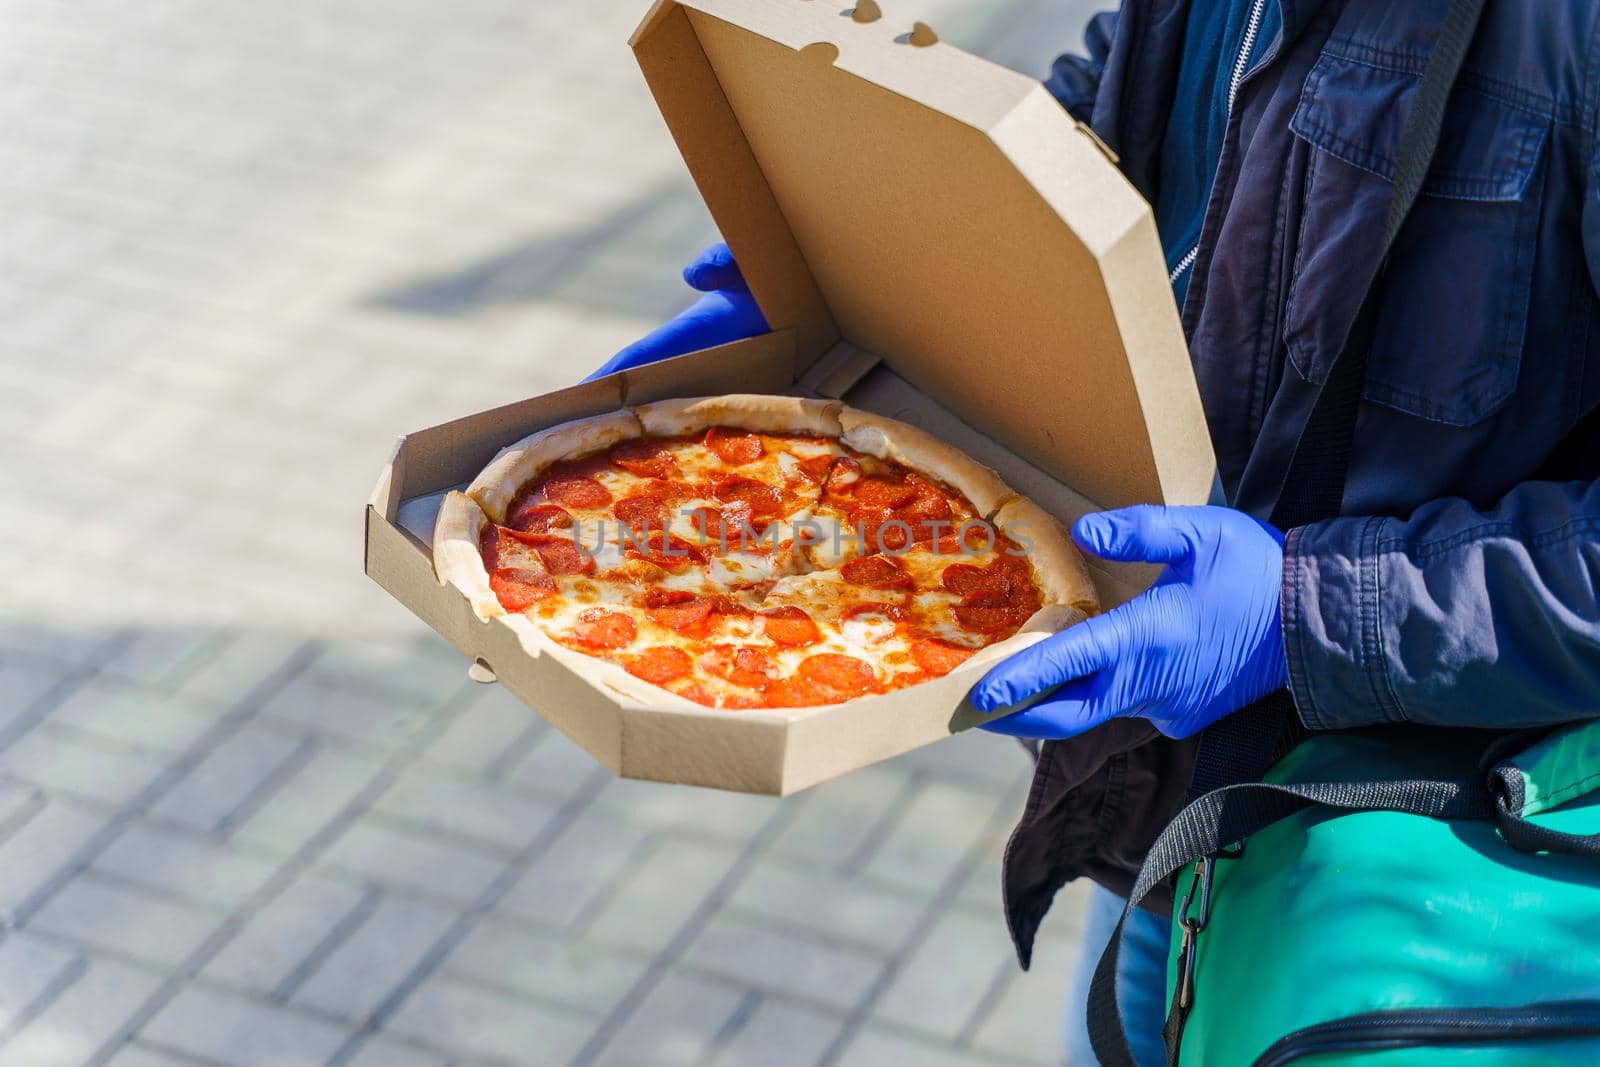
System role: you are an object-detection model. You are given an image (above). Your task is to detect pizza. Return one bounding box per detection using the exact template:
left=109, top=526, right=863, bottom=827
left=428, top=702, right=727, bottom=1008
left=432, top=394, right=1098, bottom=710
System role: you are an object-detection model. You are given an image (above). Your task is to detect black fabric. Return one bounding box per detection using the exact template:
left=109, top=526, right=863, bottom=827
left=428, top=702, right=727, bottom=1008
left=1490, top=765, right=1600, bottom=860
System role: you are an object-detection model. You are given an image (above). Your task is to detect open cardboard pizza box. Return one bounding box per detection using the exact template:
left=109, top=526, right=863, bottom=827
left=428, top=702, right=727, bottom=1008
left=365, top=0, right=1216, bottom=795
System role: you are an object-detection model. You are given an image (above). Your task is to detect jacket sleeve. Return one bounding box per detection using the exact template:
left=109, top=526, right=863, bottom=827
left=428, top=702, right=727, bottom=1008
left=1043, top=10, right=1119, bottom=123
left=1282, top=478, right=1600, bottom=731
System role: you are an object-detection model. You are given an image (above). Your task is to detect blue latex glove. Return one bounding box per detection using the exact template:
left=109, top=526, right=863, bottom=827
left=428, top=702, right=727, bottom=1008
left=586, top=243, right=769, bottom=380
left=971, top=505, right=1289, bottom=740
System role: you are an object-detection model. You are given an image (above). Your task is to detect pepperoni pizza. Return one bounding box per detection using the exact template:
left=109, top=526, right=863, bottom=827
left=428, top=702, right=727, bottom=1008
left=433, top=395, right=1098, bottom=710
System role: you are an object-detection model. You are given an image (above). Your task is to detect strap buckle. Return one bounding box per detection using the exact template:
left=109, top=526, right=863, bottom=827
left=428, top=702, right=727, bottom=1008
left=1174, top=842, right=1244, bottom=1010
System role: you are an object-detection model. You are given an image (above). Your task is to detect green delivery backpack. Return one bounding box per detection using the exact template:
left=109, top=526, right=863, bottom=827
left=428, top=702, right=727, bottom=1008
left=1157, top=724, right=1600, bottom=1065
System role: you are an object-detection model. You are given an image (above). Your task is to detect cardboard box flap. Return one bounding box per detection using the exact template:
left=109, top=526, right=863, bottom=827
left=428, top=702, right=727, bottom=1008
left=632, top=0, right=1215, bottom=510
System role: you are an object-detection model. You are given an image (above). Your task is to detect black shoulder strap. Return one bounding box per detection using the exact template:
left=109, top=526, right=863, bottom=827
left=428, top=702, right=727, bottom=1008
left=1186, top=0, right=1491, bottom=802
left=1090, top=2, right=1492, bottom=1063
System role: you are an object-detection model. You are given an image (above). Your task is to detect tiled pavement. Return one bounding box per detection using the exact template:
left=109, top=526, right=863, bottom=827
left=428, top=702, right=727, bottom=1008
left=1, top=1, right=1105, bottom=1064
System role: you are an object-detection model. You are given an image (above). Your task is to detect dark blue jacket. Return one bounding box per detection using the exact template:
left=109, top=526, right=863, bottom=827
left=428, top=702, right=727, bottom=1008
left=1004, top=0, right=1600, bottom=966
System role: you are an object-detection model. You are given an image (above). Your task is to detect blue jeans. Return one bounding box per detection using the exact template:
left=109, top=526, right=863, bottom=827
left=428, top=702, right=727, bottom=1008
left=1063, top=883, right=1170, bottom=1066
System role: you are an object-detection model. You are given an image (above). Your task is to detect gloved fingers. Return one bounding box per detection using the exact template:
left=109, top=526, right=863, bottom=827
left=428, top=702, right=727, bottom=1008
left=968, top=613, right=1117, bottom=712
left=586, top=291, right=770, bottom=381
left=682, top=243, right=748, bottom=293
left=1073, top=505, right=1196, bottom=565
left=976, top=675, right=1115, bottom=739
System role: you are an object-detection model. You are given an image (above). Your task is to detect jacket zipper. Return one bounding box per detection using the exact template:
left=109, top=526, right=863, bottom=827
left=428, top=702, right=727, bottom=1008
left=1253, top=1003, right=1600, bottom=1067
left=1169, top=0, right=1269, bottom=285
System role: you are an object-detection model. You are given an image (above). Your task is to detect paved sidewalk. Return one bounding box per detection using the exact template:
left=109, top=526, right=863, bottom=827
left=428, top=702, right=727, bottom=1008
left=0, top=1, right=1106, bottom=1064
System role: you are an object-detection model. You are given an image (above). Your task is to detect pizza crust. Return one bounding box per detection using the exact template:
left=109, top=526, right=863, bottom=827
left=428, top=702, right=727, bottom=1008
left=432, top=491, right=505, bottom=622
left=467, top=410, right=643, bottom=521
left=836, top=408, right=1013, bottom=517
left=633, top=394, right=843, bottom=438
left=992, top=499, right=1100, bottom=614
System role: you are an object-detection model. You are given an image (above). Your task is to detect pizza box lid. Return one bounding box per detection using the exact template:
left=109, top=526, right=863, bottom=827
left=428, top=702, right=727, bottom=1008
left=629, top=0, right=1215, bottom=512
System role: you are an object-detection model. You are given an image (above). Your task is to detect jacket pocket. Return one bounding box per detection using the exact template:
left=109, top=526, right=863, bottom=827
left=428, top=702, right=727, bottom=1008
left=1283, top=50, right=1549, bottom=426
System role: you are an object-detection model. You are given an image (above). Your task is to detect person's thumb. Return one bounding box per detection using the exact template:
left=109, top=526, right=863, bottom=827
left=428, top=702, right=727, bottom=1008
left=682, top=243, right=748, bottom=292
left=1073, top=505, right=1195, bottom=565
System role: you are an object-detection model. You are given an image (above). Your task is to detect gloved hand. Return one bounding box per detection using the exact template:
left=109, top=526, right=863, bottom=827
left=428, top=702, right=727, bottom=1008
left=971, top=505, right=1288, bottom=740
left=586, top=243, right=769, bottom=380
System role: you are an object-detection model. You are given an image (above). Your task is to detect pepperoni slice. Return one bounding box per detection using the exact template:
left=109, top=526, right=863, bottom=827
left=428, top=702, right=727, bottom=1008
left=507, top=501, right=572, bottom=534
left=796, top=453, right=836, bottom=483
left=705, top=644, right=778, bottom=688
left=841, top=554, right=913, bottom=589
left=706, top=426, right=765, bottom=465
left=481, top=525, right=543, bottom=571
left=824, top=457, right=862, bottom=495
left=898, top=490, right=953, bottom=541
left=674, top=683, right=720, bottom=707
left=541, top=473, right=611, bottom=510
left=614, top=493, right=668, bottom=533
left=644, top=587, right=695, bottom=608
left=488, top=568, right=556, bottom=612
left=759, top=605, right=821, bottom=646
left=572, top=609, right=636, bottom=649
left=647, top=596, right=713, bottom=631
left=941, top=562, right=992, bottom=596
left=855, top=476, right=917, bottom=509
left=710, top=475, right=783, bottom=521
left=954, top=589, right=1021, bottom=633
left=611, top=439, right=681, bottom=480
left=624, top=530, right=705, bottom=571
left=910, top=637, right=975, bottom=676
left=762, top=678, right=821, bottom=708
left=516, top=533, right=594, bottom=576
left=623, top=646, right=692, bottom=684
left=798, top=653, right=876, bottom=698
left=853, top=505, right=912, bottom=553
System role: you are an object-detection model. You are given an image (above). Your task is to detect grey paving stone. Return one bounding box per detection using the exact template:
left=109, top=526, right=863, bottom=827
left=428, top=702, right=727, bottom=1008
left=725, top=860, right=925, bottom=955
left=172, top=631, right=309, bottom=707
left=384, top=974, right=594, bottom=1065
left=149, top=722, right=305, bottom=833
left=371, top=771, right=558, bottom=854
left=859, top=781, right=1003, bottom=895
left=101, top=1044, right=199, bottom=1067
left=0, top=799, right=108, bottom=921
left=0, top=625, right=114, bottom=669
left=229, top=744, right=384, bottom=856
left=872, top=910, right=1014, bottom=1041
left=99, top=628, right=224, bottom=688
left=682, top=915, right=885, bottom=1013
left=308, top=635, right=469, bottom=710
left=592, top=777, right=781, bottom=844
left=92, top=823, right=280, bottom=907
left=341, top=1034, right=453, bottom=1067
left=0, top=932, right=79, bottom=1032
left=496, top=811, right=651, bottom=930
left=769, top=765, right=908, bottom=869
left=259, top=672, right=442, bottom=751
left=417, top=682, right=539, bottom=776
left=203, top=870, right=367, bottom=994
left=443, top=917, right=648, bottom=1017
left=0, top=724, right=171, bottom=806
left=27, top=876, right=224, bottom=969
left=0, top=782, right=43, bottom=836
left=710, top=998, right=846, bottom=1067
left=0, top=655, right=61, bottom=723
left=583, top=839, right=739, bottom=956
left=292, top=891, right=456, bottom=1022
left=47, top=682, right=221, bottom=756
left=895, top=730, right=1034, bottom=788
left=0, top=954, right=164, bottom=1067
left=502, top=727, right=603, bottom=802
left=833, top=1028, right=1013, bottom=1067
left=319, top=819, right=506, bottom=904
left=590, top=971, right=746, bottom=1067
left=141, top=985, right=351, bottom=1067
